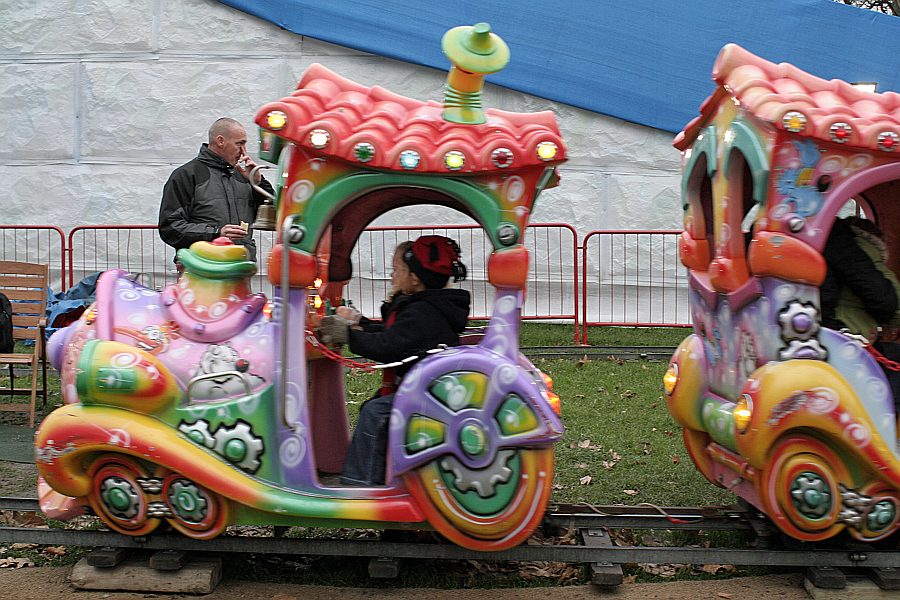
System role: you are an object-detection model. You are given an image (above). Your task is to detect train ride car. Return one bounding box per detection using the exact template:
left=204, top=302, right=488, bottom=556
left=34, top=23, right=565, bottom=551
left=666, top=44, right=900, bottom=542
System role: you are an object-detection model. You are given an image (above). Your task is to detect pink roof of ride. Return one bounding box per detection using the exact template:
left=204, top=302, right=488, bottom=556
left=255, top=63, right=566, bottom=173
left=674, top=44, right=900, bottom=152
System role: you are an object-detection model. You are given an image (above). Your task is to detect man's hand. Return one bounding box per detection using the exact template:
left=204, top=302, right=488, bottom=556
left=318, top=315, right=351, bottom=345
left=219, top=223, right=248, bottom=241
left=236, top=152, right=262, bottom=184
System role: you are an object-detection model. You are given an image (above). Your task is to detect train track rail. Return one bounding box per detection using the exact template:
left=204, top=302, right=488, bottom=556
left=2, top=496, right=897, bottom=571
left=521, top=345, right=677, bottom=361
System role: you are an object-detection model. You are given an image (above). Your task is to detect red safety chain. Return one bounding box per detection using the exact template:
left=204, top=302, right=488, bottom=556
left=867, top=343, right=900, bottom=372
left=304, top=329, right=378, bottom=372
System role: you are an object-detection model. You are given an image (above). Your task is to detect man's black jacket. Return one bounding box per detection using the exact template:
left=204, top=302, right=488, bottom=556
left=159, top=144, right=274, bottom=261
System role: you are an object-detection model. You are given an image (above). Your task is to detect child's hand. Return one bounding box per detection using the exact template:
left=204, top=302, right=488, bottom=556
left=318, top=315, right=351, bottom=345
left=336, top=305, right=362, bottom=325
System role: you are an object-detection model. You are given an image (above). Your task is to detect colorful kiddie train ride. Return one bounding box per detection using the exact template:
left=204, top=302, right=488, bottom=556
left=35, top=24, right=565, bottom=551
left=666, top=44, right=900, bottom=542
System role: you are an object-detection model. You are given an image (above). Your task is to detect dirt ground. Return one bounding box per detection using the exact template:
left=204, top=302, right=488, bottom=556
left=0, top=567, right=808, bottom=599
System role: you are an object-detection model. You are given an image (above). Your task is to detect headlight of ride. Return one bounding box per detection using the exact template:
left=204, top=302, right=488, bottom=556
left=536, top=370, right=561, bottom=416
left=662, top=363, right=678, bottom=395
left=734, top=393, right=753, bottom=434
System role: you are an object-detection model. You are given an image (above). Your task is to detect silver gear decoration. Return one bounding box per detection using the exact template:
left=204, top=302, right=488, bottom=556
left=168, top=479, right=208, bottom=522
left=99, top=476, right=140, bottom=519
left=179, top=420, right=215, bottom=448
left=212, top=421, right=264, bottom=472
left=778, top=301, right=827, bottom=360
left=778, top=301, right=820, bottom=341
left=440, top=449, right=515, bottom=498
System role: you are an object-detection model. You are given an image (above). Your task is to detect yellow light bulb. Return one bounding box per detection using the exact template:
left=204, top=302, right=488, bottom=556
left=444, top=151, right=465, bottom=170
left=537, top=141, right=558, bottom=161
left=662, top=364, right=679, bottom=395
left=266, top=111, right=287, bottom=130
left=733, top=394, right=753, bottom=434
left=782, top=111, right=807, bottom=133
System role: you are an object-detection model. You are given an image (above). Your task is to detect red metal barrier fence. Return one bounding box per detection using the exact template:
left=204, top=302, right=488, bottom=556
left=68, top=225, right=178, bottom=291
left=346, top=224, right=579, bottom=330
left=0, top=225, right=67, bottom=292
left=580, top=229, right=690, bottom=343
left=4, top=224, right=691, bottom=342
left=65, top=223, right=581, bottom=332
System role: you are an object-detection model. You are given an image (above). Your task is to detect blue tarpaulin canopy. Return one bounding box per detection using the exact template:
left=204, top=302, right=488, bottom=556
left=218, top=0, right=900, bottom=133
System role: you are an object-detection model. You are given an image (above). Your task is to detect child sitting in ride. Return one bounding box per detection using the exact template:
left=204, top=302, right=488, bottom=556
left=318, top=235, right=470, bottom=486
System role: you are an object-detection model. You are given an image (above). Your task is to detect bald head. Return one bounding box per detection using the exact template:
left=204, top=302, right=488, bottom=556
left=208, top=117, right=243, bottom=144
left=207, top=117, right=248, bottom=166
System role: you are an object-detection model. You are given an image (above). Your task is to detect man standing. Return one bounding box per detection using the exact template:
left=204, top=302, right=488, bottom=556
left=159, top=117, right=274, bottom=262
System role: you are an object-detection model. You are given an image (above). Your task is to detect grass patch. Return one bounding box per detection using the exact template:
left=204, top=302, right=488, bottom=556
left=541, top=356, right=732, bottom=507
left=473, top=322, right=690, bottom=348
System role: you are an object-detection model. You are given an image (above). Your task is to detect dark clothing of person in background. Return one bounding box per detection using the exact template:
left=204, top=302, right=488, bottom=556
left=159, top=144, right=273, bottom=262
left=821, top=217, right=900, bottom=411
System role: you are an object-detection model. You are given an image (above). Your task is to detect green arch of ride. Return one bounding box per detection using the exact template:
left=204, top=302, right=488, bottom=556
left=288, top=172, right=515, bottom=254
left=722, top=118, right=770, bottom=207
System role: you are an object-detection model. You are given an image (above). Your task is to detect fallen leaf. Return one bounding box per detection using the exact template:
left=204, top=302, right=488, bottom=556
left=623, top=574, right=638, bottom=584
left=640, top=563, right=683, bottom=578
left=42, top=546, right=67, bottom=557
left=574, top=394, right=585, bottom=398
left=578, top=439, right=592, bottom=448
left=0, top=557, right=34, bottom=569
left=9, top=543, right=36, bottom=551
left=579, top=475, right=592, bottom=485
left=702, top=564, right=736, bottom=575
left=576, top=355, right=590, bottom=367
left=623, top=489, right=639, bottom=495
left=671, top=455, right=681, bottom=464
left=577, top=463, right=588, bottom=469
left=717, top=593, right=733, bottom=599
left=642, top=442, right=652, bottom=455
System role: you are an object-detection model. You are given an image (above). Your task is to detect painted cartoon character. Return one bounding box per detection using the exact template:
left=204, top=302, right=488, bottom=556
left=775, top=140, right=826, bottom=218
left=188, top=342, right=266, bottom=400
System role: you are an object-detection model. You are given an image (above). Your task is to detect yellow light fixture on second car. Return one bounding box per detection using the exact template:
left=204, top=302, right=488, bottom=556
left=663, top=363, right=678, bottom=395
left=734, top=394, right=753, bottom=434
